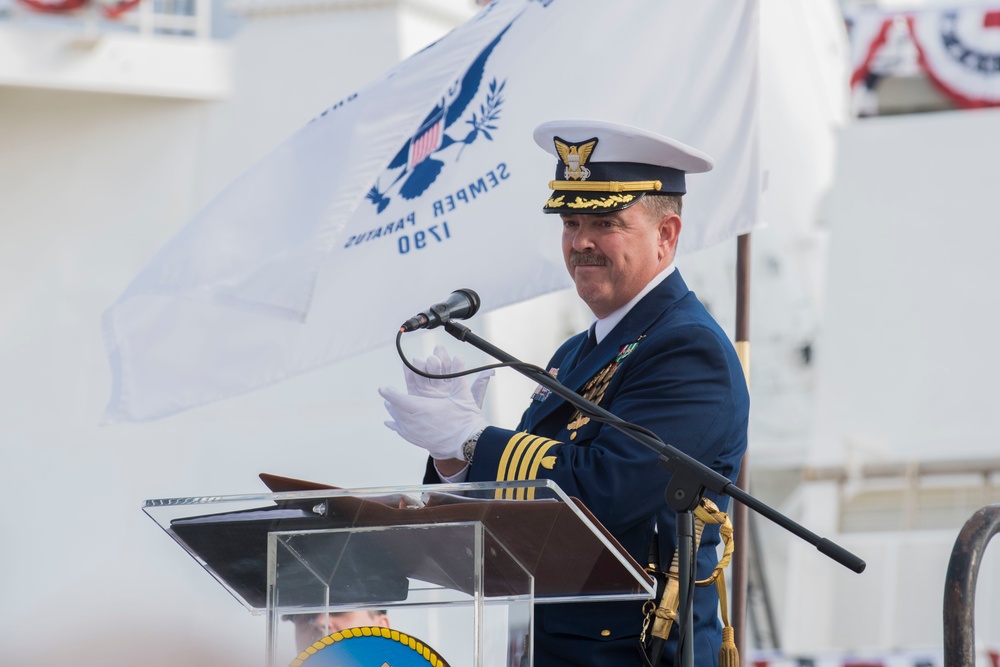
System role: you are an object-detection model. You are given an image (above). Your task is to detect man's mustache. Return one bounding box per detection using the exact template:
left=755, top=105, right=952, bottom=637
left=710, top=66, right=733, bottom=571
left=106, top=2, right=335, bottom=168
left=570, top=252, right=607, bottom=267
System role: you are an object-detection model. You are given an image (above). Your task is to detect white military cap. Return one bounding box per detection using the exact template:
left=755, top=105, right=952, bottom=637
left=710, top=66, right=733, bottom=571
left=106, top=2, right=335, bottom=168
left=533, top=119, right=714, bottom=214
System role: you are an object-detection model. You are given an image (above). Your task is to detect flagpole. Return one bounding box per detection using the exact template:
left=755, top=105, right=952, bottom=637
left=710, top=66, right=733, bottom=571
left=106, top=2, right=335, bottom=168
left=732, top=232, right=751, bottom=666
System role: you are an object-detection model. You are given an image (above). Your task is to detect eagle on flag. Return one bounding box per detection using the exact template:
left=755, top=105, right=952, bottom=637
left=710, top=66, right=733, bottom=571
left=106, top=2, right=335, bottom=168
left=365, top=23, right=512, bottom=213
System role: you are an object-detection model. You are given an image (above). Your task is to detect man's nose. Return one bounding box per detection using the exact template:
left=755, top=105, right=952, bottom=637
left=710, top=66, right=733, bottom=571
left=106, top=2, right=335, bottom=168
left=570, top=226, right=595, bottom=251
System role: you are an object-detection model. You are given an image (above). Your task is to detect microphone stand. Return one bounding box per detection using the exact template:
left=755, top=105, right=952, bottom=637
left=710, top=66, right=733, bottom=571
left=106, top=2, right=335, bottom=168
left=442, top=320, right=866, bottom=667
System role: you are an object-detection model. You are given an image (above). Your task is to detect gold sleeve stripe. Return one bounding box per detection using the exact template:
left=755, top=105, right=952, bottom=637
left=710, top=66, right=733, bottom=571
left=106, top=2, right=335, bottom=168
left=548, top=179, right=663, bottom=193
left=513, top=436, right=551, bottom=498
left=494, top=432, right=561, bottom=500
left=518, top=438, right=559, bottom=500
left=496, top=433, right=541, bottom=498
left=505, top=434, right=540, bottom=486
left=527, top=445, right=559, bottom=495
left=495, top=432, right=534, bottom=489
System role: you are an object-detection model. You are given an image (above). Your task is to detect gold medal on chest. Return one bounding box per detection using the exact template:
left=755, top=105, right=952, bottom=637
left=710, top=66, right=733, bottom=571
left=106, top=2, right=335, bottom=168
left=566, top=337, right=643, bottom=440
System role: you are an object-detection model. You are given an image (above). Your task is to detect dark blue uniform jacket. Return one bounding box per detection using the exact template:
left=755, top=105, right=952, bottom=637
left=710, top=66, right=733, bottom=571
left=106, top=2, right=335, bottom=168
left=425, top=270, right=749, bottom=666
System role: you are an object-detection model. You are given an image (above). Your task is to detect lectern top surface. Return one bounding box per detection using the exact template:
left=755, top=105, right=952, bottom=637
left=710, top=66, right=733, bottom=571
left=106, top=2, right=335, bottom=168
left=143, top=479, right=654, bottom=612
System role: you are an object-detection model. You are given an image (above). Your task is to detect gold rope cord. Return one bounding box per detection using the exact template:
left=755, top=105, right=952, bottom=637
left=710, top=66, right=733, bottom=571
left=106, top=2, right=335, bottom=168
left=645, top=498, right=739, bottom=666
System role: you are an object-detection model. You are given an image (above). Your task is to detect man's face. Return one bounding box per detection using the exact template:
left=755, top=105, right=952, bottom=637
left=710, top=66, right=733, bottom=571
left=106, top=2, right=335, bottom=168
left=560, top=202, right=679, bottom=318
left=293, top=611, right=389, bottom=651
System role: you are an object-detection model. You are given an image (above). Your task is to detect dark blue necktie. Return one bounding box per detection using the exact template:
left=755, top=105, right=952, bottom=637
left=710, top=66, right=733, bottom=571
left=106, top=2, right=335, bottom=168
left=578, top=324, right=598, bottom=358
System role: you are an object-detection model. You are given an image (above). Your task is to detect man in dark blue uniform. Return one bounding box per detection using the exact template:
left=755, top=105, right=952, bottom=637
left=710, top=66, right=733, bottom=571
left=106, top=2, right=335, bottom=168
left=380, top=120, right=749, bottom=666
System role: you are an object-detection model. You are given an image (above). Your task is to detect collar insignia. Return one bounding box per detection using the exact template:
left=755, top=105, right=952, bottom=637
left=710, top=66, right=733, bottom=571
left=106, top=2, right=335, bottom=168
left=554, top=136, right=598, bottom=181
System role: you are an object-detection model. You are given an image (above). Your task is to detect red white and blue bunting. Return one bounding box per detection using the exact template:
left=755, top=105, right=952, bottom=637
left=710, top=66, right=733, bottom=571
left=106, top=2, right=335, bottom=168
left=847, top=5, right=1000, bottom=109
left=16, top=0, right=88, bottom=11
left=16, top=0, right=142, bottom=20
left=848, top=11, right=896, bottom=88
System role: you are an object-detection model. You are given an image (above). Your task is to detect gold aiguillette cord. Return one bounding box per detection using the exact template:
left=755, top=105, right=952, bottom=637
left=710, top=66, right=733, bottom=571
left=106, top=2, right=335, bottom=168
left=641, top=498, right=737, bottom=667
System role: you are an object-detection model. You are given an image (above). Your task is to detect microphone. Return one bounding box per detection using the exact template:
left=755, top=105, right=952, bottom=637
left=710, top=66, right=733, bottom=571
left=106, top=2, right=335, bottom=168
left=400, top=289, right=481, bottom=332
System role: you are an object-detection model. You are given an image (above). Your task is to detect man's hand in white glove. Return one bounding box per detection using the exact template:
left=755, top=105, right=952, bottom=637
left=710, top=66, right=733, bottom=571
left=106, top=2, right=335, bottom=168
left=379, top=347, right=493, bottom=461
left=405, top=346, right=464, bottom=397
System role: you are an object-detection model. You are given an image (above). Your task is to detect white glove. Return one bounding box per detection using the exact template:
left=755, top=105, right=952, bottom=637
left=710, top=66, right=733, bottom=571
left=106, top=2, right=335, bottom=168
left=404, top=346, right=464, bottom=398
left=402, top=345, right=493, bottom=406
left=379, top=348, right=493, bottom=460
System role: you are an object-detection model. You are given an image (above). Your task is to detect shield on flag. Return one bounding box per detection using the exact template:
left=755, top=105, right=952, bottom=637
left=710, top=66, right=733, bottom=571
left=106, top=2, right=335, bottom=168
left=101, top=0, right=762, bottom=423
left=407, top=106, right=445, bottom=172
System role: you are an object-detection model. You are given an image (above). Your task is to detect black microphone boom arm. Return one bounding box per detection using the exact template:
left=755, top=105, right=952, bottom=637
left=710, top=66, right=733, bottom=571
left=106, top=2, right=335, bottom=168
left=442, top=319, right=866, bottom=574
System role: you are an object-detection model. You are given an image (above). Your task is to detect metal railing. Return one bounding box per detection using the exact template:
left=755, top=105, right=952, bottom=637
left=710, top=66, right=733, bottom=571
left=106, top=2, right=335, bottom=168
left=943, top=504, right=1000, bottom=667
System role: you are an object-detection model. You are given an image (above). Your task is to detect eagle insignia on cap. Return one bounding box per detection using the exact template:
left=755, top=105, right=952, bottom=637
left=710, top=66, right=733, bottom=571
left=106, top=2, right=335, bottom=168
left=554, top=137, right=598, bottom=181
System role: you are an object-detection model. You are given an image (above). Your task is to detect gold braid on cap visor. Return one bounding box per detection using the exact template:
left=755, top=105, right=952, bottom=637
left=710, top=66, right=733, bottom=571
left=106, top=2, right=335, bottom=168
left=548, top=179, right=663, bottom=193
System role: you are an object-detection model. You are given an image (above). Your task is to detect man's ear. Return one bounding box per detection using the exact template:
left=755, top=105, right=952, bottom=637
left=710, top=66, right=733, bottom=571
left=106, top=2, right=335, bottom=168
left=658, top=214, right=682, bottom=257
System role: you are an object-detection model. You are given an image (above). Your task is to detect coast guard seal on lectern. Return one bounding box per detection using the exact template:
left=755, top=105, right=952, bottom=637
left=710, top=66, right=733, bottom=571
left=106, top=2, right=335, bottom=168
left=290, top=626, right=451, bottom=667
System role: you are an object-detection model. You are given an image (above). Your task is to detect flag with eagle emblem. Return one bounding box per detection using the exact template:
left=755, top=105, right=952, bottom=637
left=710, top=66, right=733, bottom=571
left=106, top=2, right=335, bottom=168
left=102, top=0, right=761, bottom=422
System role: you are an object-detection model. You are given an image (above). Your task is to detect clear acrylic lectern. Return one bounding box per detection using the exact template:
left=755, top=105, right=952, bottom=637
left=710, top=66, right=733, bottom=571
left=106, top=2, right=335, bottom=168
left=143, top=480, right=654, bottom=667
